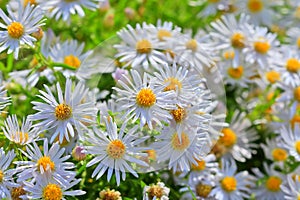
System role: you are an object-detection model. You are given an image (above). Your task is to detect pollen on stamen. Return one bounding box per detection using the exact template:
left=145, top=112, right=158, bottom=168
left=171, top=132, right=190, bottom=151
left=7, top=22, right=24, bottom=39
left=170, top=106, right=186, bottom=123
left=164, top=77, right=182, bottom=91
left=254, top=40, right=270, bottom=54
left=265, top=176, right=282, bottom=192
left=147, top=185, right=164, bottom=199
left=286, top=58, right=300, bottom=73
left=196, top=183, right=212, bottom=198
left=191, top=159, right=206, bottom=171
left=106, top=139, right=126, bottom=159
left=42, top=184, right=63, bottom=200
left=55, top=104, right=72, bottom=120
left=265, top=71, right=280, bottom=84
left=231, top=32, right=246, bottom=49
left=157, top=29, right=172, bottom=41
left=294, top=87, right=300, bottom=102
left=186, top=39, right=198, bottom=52
left=0, top=170, right=3, bottom=183
left=220, top=128, right=237, bottom=147
left=23, top=0, right=37, bottom=6
left=295, top=140, right=300, bottom=154
left=64, top=55, right=81, bottom=69
left=221, top=176, right=237, bottom=192
left=272, top=148, right=288, bottom=161
left=11, top=186, right=27, bottom=200
left=247, top=0, right=264, bottom=13
left=37, top=156, right=55, bottom=172
left=227, top=66, right=244, bottom=79
left=136, top=88, right=156, bottom=107
left=136, top=39, right=152, bottom=54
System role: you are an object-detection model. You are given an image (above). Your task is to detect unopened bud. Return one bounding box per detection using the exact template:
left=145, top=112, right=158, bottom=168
left=124, top=7, right=136, bottom=20
left=72, top=146, right=86, bottom=161
left=32, top=27, right=44, bottom=41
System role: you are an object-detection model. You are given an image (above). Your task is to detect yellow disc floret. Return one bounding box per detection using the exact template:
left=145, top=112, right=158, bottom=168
left=295, top=140, right=300, bottom=154
left=11, top=186, right=26, bottom=200
left=227, top=66, right=244, bottom=79
left=170, top=106, right=186, bottom=123
left=272, top=148, right=288, bottom=161
left=247, top=0, right=264, bottom=13
left=157, top=29, right=172, bottom=41
left=171, top=132, right=190, bottom=151
left=147, top=185, right=164, bottom=199
left=136, top=39, right=152, bottom=54
left=191, top=159, right=206, bottom=171
left=220, top=128, right=237, bottom=147
left=7, top=22, right=24, bottom=39
left=42, top=184, right=63, bottom=200
left=254, top=40, right=270, bottom=54
left=196, top=183, right=212, bottom=198
left=294, top=87, right=300, bottom=102
left=0, top=170, right=3, bottom=183
left=186, top=39, right=198, bottom=52
left=286, top=58, right=300, bottom=73
left=136, top=88, right=156, bottom=107
left=37, top=156, right=55, bottom=172
left=231, top=33, right=246, bottom=49
left=164, top=77, right=182, bottom=91
left=55, top=104, right=72, bottom=120
left=64, top=55, right=81, bottom=69
left=99, top=188, right=122, bottom=200
left=107, top=139, right=126, bottom=159
left=265, top=71, right=280, bottom=84
left=221, top=176, right=237, bottom=192
left=265, top=176, right=282, bottom=192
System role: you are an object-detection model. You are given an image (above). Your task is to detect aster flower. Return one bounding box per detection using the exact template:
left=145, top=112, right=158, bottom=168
left=189, top=154, right=219, bottom=181
left=43, top=0, right=101, bottom=22
left=281, top=174, right=300, bottom=200
left=0, top=148, right=18, bottom=199
left=154, top=124, right=210, bottom=173
left=279, top=124, right=300, bottom=161
left=0, top=2, right=45, bottom=58
left=113, top=69, right=176, bottom=129
left=86, top=118, right=149, bottom=186
left=14, top=139, right=76, bottom=184
left=261, top=138, right=289, bottom=164
left=252, top=163, right=286, bottom=200
left=29, top=79, right=97, bottom=143
left=97, top=188, right=122, bottom=200
left=22, top=173, right=85, bottom=199
left=143, top=182, right=170, bottom=200
left=2, top=114, right=39, bottom=145
left=114, top=23, right=167, bottom=71
left=210, top=159, right=255, bottom=200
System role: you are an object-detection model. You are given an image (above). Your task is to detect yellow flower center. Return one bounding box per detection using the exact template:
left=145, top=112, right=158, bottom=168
left=171, top=132, right=190, bottom=151
left=265, top=71, right=280, bottom=84
left=136, top=39, right=152, bottom=54
left=146, top=149, right=157, bottom=161
left=294, top=87, right=300, bottom=102
left=54, top=135, right=70, bottom=147
left=136, top=88, right=156, bottom=107
left=290, top=114, right=300, bottom=129
left=106, top=139, right=126, bottom=159
left=37, top=156, right=55, bottom=172
left=11, top=186, right=26, bottom=200
left=55, top=104, right=72, bottom=120
left=286, top=58, right=300, bottom=73
left=231, top=33, right=246, bottom=49
left=265, top=176, right=282, bottom=192
left=64, top=55, right=81, bottom=69
left=220, top=128, right=237, bottom=147
left=0, top=170, right=3, bottom=183
left=157, top=29, right=172, bottom=41
left=272, top=148, right=288, bottom=161
left=196, top=183, right=212, bottom=198
left=164, top=77, right=182, bottom=91
left=297, top=37, right=300, bottom=49
left=99, top=189, right=122, bottom=200
left=7, top=22, right=24, bottom=39
left=170, top=106, right=186, bottom=123
left=14, top=132, right=29, bottom=144
left=298, top=195, right=300, bottom=200
left=147, top=185, right=164, bottom=199
left=223, top=50, right=235, bottom=60
left=294, top=6, right=300, bottom=19
left=42, top=184, right=63, bottom=200
left=254, top=40, right=270, bottom=54
left=295, top=140, right=300, bottom=154
left=24, top=0, right=37, bottom=6
left=191, top=159, right=206, bottom=171
left=221, top=176, right=237, bottom=192
left=186, top=39, right=198, bottom=52
left=247, top=0, right=264, bottom=13
left=227, top=66, right=244, bottom=79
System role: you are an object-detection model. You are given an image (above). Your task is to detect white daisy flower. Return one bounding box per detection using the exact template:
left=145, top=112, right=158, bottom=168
left=29, top=79, right=97, bottom=143
left=189, top=154, right=219, bottom=180
left=14, top=139, right=76, bottom=184
left=114, top=23, right=167, bottom=71
left=86, top=118, right=149, bottom=186
left=143, top=181, right=170, bottom=200
left=210, top=14, right=253, bottom=67
left=113, top=69, right=176, bottom=129
left=281, top=174, right=300, bottom=200
left=189, top=0, right=230, bottom=17
left=235, top=0, right=283, bottom=26
left=244, top=26, right=280, bottom=69
left=279, top=124, right=300, bottom=161
left=154, top=124, right=210, bottom=173
left=22, top=173, right=85, bottom=200
left=252, top=163, right=286, bottom=200
left=210, top=159, right=255, bottom=200
left=44, top=0, right=101, bottom=22
left=2, top=114, right=39, bottom=145
left=261, top=138, right=289, bottom=164
left=0, top=148, right=18, bottom=199
left=50, top=39, right=100, bottom=80
left=0, top=2, right=45, bottom=58
left=213, top=111, right=259, bottom=162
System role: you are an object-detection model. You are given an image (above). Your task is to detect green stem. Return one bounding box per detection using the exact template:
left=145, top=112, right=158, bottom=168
left=51, top=62, right=77, bottom=70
